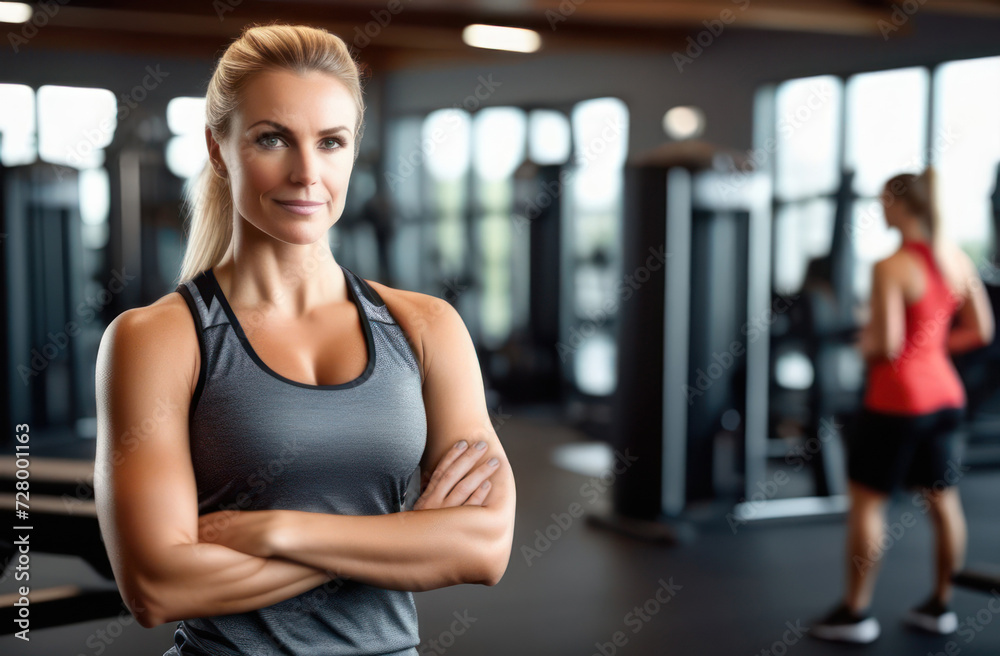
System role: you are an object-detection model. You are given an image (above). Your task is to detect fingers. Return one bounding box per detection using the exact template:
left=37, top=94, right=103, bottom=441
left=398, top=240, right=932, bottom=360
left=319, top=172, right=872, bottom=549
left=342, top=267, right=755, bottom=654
left=416, top=440, right=475, bottom=505
left=442, top=456, right=500, bottom=506
left=414, top=439, right=499, bottom=510
left=464, top=479, right=492, bottom=506
left=425, top=439, right=484, bottom=499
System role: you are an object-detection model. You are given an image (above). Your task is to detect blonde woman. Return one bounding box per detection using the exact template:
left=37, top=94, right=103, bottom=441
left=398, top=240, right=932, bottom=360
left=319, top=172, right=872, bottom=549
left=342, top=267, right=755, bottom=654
left=813, top=167, right=993, bottom=643
left=94, top=23, right=515, bottom=656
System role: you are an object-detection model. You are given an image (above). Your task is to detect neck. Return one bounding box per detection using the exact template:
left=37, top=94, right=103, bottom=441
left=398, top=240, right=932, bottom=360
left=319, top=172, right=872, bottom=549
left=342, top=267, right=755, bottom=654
left=898, top=220, right=931, bottom=245
left=214, top=219, right=344, bottom=318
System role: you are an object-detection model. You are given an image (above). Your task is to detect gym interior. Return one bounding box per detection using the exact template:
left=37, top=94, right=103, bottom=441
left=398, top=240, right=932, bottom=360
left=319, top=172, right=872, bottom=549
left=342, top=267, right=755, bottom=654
left=2, top=1, right=1000, bottom=654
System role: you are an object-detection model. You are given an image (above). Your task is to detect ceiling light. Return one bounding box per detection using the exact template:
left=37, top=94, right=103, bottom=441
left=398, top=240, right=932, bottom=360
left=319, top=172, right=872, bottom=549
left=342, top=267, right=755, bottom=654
left=663, top=106, right=706, bottom=140
left=0, top=2, right=32, bottom=24
left=462, top=24, right=540, bottom=53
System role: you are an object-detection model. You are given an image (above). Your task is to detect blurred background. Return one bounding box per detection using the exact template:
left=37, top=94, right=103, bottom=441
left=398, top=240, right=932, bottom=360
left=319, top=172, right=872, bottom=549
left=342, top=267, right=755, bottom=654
left=1, top=0, right=1000, bottom=654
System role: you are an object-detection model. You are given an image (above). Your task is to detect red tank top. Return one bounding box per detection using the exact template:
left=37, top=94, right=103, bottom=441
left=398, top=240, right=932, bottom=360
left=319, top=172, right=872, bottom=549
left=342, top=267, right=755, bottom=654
left=862, top=240, right=966, bottom=415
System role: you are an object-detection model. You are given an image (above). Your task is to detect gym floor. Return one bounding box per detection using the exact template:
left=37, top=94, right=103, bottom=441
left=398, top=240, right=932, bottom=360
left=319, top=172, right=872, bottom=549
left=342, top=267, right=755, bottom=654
left=2, top=404, right=998, bottom=655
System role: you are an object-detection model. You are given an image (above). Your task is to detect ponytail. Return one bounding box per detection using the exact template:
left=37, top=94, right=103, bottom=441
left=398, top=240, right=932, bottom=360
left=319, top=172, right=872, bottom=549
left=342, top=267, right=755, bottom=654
left=177, top=157, right=234, bottom=283
left=916, top=165, right=941, bottom=249
left=883, top=165, right=945, bottom=266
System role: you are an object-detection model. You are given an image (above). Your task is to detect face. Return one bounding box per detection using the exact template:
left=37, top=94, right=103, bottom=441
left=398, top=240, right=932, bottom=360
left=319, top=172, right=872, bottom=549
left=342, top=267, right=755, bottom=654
left=880, top=187, right=905, bottom=229
left=207, top=68, right=358, bottom=246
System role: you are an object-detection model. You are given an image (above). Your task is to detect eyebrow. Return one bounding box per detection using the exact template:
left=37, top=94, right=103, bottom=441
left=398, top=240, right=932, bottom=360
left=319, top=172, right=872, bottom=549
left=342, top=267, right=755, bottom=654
left=246, top=120, right=350, bottom=137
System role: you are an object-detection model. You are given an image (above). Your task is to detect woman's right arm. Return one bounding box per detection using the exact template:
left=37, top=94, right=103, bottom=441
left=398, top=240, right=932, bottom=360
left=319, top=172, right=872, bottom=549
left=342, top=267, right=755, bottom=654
left=94, top=294, right=333, bottom=629
left=947, top=248, right=995, bottom=354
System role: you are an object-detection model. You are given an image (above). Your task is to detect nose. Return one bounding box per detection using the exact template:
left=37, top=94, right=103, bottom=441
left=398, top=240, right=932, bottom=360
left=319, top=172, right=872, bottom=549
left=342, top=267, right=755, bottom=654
left=289, top=147, right=320, bottom=186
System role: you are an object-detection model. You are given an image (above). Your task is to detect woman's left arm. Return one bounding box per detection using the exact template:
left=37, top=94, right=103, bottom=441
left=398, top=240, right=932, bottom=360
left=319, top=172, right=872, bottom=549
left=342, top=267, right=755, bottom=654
left=199, top=296, right=516, bottom=592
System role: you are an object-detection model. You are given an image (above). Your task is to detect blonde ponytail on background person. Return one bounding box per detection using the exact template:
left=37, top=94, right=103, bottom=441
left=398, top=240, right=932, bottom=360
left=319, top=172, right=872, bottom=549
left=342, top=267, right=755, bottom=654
left=883, top=164, right=945, bottom=270
left=176, top=22, right=367, bottom=284
left=917, top=165, right=942, bottom=256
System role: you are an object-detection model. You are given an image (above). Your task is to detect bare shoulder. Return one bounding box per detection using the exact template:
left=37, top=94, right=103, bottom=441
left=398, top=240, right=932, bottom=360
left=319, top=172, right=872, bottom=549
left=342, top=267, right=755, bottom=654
left=364, top=278, right=467, bottom=373
left=98, top=291, right=200, bottom=395
left=874, top=252, right=909, bottom=279
left=943, top=240, right=978, bottom=274
left=105, top=291, right=197, bottom=348
left=941, top=241, right=981, bottom=294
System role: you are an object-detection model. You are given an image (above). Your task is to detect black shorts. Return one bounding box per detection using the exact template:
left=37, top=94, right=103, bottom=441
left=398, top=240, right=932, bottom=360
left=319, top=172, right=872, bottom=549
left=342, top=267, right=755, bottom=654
left=846, top=406, right=965, bottom=494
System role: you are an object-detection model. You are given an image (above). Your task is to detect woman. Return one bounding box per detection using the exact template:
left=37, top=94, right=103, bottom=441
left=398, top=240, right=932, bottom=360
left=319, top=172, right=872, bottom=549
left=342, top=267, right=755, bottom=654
left=94, top=23, right=516, bottom=656
left=813, top=167, right=994, bottom=643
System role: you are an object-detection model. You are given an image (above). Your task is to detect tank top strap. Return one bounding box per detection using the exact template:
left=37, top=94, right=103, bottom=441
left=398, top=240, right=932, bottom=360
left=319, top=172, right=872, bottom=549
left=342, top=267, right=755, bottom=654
left=901, top=240, right=944, bottom=280
left=175, top=270, right=232, bottom=332
left=340, top=265, right=398, bottom=326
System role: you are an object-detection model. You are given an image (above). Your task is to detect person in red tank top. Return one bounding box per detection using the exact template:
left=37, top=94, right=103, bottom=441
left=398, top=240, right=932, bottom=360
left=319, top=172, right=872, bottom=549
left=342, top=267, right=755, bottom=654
left=814, top=167, right=995, bottom=644
left=862, top=237, right=966, bottom=415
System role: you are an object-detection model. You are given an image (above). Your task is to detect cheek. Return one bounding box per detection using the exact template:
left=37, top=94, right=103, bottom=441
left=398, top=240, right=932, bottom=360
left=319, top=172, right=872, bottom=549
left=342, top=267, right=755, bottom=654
left=241, top=155, right=284, bottom=195
left=327, top=164, right=354, bottom=194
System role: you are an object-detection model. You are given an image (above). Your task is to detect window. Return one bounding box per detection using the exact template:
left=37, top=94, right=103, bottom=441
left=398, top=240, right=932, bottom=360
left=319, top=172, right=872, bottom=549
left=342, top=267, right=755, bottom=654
left=933, top=55, right=1000, bottom=262
left=0, top=83, right=35, bottom=166
left=565, top=97, right=629, bottom=396
left=471, top=107, right=526, bottom=349
left=767, top=59, right=997, bottom=303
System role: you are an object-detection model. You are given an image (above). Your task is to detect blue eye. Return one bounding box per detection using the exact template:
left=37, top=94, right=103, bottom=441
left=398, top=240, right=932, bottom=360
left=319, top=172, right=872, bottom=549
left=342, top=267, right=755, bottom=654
left=257, top=133, right=284, bottom=148
left=255, top=132, right=345, bottom=150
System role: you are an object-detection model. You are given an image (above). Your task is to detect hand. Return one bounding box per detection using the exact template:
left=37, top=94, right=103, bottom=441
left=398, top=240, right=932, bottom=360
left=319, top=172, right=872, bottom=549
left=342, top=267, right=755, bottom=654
left=855, top=325, right=879, bottom=361
left=197, top=509, right=278, bottom=558
left=412, top=439, right=499, bottom=510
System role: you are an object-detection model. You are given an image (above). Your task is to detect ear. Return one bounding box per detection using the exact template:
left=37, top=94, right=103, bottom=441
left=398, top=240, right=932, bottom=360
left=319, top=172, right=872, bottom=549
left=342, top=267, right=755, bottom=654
left=205, top=127, right=227, bottom=178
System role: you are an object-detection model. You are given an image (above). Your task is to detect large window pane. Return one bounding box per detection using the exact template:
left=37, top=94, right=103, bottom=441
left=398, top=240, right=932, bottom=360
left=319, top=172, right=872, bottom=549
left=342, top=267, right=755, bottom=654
left=845, top=67, right=928, bottom=197
left=472, top=107, right=527, bottom=348
left=422, top=109, right=471, bottom=278
left=565, top=97, right=629, bottom=396
left=933, top=55, right=1000, bottom=259
left=774, top=75, right=842, bottom=201
left=38, top=85, right=117, bottom=169
left=528, top=109, right=571, bottom=165
left=850, top=199, right=900, bottom=300
left=773, top=199, right=836, bottom=294
left=0, top=83, right=35, bottom=166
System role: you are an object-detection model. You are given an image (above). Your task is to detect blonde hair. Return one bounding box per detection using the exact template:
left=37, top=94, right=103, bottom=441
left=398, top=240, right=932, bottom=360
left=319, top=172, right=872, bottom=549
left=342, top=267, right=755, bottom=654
left=884, top=165, right=943, bottom=254
left=176, top=22, right=367, bottom=284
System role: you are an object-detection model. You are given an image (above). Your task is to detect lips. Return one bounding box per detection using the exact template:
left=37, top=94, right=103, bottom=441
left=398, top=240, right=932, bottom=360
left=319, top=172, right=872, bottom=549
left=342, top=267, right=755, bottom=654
left=273, top=199, right=328, bottom=215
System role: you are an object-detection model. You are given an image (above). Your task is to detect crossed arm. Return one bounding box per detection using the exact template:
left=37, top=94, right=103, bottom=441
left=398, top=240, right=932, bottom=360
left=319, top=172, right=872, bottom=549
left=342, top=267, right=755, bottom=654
left=96, top=293, right=514, bottom=629
left=193, top=296, right=517, bottom=591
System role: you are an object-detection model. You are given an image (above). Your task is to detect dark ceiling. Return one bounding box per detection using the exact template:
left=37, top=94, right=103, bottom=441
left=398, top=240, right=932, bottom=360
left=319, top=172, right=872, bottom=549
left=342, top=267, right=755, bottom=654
left=9, top=0, right=1000, bottom=69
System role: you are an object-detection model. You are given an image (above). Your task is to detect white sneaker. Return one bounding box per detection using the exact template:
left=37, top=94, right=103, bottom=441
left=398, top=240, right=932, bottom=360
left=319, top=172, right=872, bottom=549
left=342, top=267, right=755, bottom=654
left=905, top=597, right=959, bottom=634
left=812, top=603, right=881, bottom=644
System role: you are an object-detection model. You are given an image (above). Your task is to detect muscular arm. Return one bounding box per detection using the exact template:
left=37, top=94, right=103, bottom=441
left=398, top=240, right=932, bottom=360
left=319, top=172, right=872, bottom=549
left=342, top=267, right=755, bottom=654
left=225, top=295, right=516, bottom=592
left=860, top=260, right=905, bottom=363
left=95, top=299, right=334, bottom=629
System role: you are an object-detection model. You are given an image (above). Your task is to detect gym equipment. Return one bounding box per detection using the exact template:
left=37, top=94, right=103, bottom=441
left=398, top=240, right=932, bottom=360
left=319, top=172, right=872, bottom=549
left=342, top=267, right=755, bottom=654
left=0, top=456, right=126, bottom=635
left=954, top=565, right=1000, bottom=595
left=599, top=152, right=772, bottom=536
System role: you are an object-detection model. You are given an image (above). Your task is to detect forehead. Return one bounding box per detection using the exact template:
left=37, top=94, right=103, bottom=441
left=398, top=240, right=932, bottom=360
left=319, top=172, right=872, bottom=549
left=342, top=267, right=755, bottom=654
left=237, top=68, right=357, bottom=132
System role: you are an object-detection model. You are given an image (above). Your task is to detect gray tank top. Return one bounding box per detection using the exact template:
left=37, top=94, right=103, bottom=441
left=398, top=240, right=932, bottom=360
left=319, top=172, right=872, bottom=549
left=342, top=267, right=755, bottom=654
left=166, top=264, right=426, bottom=656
